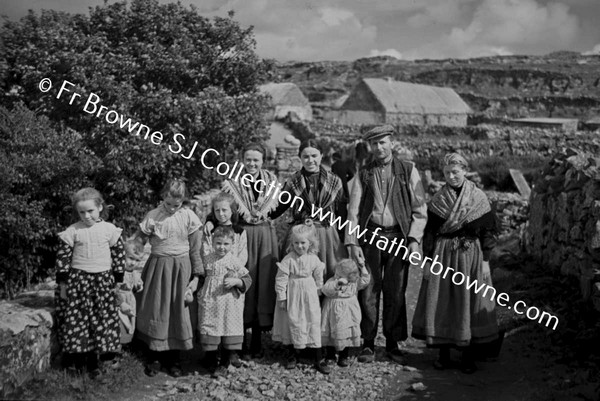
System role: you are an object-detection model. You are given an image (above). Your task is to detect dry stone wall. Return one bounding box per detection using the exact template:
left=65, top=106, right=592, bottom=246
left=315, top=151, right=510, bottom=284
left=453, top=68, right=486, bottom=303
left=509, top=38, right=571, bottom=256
left=310, top=121, right=600, bottom=160
left=0, top=290, right=55, bottom=398
left=524, top=148, right=600, bottom=309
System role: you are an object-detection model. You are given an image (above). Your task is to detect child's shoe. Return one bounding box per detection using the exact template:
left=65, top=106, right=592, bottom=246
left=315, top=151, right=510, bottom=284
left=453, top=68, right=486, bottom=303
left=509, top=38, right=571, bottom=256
left=314, top=359, right=331, bottom=375
left=229, top=351, right=242, bottom=368
left=337, top=356, right=350, bottom=367
left=212, top=365, right=228, bottom=378
left=285, top=354, right=297, bottom=370
left=144, top=361, right=161, bottom=377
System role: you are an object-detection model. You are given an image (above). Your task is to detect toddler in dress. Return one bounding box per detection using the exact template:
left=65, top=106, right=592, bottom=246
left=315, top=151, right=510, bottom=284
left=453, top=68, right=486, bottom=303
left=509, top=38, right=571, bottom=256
left=272, top=223, right=330, bottom=374
left=198, top=226, right=252, bottom=377
left=321, top=259, right=370, bottom=367
left=116, top=241, right=144, bottom=345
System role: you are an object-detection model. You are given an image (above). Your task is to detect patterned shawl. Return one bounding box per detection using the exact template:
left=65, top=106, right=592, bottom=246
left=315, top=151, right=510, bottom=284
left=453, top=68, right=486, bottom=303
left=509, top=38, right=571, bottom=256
left=287, top=167, right=342, bottom=210
left=222, top=169, right=279, bottom=224
left=428, top=179, right=491, bottom=234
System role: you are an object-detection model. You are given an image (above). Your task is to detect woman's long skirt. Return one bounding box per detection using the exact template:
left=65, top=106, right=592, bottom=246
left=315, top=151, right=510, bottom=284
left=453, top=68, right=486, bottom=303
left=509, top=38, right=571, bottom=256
left=412, top=238, right=498, bottom=347
left=243, top=223, right=278, bottom=328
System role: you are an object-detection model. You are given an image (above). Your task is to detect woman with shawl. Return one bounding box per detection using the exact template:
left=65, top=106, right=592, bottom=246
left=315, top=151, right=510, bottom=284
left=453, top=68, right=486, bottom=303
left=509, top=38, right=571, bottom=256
left=214, top=143, right=279, bottom=359
left=412, top=153, right=500, bottom=374
left=269, top=140, right=348, bottom=281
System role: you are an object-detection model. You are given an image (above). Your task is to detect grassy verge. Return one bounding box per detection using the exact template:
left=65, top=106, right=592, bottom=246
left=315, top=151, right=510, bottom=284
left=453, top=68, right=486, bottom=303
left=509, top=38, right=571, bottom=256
left=17, top=349, right=147, bottom=401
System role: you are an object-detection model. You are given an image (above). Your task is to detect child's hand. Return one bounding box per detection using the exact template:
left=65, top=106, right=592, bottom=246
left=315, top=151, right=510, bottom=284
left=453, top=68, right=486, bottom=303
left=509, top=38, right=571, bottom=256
left=278, top=300, right=287, bottom=310
left=203, top=221, right=214, bottom=235
left=184, top=288, right=194, bottom=305
left=187, top=277, right=199, bottom=293
left=59, top=284, right=67, bottom=300
left=223, top=278, right=242, bottom=289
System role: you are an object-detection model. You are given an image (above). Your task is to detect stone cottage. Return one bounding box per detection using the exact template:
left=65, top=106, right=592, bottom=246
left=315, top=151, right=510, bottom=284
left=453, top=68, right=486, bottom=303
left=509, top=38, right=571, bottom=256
left=327, top=78, right=472, bottom=127
left=259, top=82, right=313, bottom=122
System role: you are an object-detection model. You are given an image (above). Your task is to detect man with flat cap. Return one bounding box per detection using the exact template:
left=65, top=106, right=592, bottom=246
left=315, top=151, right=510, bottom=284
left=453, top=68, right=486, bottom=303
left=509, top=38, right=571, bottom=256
left=345, top=124, right=427, bottom=364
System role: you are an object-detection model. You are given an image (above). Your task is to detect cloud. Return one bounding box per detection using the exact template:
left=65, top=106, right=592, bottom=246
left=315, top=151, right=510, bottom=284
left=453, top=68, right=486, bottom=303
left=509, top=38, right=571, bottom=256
left=319, top=7, right=354, bottom=26
left=582, top=44, right=600, bottom=55
left=406, top=0, right=477, bottom=27
left=189, top=0, right=379, bottom=61
left=406, top=0, right=581, bottom=59
left=368, top=48, right=403, bottom=59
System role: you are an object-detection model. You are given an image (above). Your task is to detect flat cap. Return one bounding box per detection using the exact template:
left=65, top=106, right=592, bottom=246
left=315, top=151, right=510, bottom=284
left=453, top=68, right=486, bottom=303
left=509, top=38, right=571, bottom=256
left=363, top=124, right=395, bottom=141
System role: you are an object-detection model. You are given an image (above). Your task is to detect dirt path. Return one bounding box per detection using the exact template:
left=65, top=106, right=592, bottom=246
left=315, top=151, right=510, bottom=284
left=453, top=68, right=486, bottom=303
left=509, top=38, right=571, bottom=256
left=102, top=266, right=562, bottom=401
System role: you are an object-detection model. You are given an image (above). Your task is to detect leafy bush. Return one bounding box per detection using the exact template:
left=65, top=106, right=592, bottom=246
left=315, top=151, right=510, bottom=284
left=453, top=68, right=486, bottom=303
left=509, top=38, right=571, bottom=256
left=0, top=104, right=101, bottom=298
left=0, top=1, right=272, bottom=296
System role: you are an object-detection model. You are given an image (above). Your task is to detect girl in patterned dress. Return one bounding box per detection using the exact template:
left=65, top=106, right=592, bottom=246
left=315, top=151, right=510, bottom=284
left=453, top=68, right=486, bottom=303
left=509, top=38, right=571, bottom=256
left=55, top=188, right=125, bottom=378
left=134, top=179, right=203, bottom=377
left=272, top=223, right=330, bottom=374
left=197, top=226, right=252, bottom=377
left=321, top=259, right=370, bottom=367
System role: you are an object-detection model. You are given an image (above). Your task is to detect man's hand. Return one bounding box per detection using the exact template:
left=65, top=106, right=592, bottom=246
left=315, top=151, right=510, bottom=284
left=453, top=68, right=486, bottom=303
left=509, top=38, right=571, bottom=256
left=408, top=241, right=420, bottom=263
left=347, top=245, right=365, bottom=265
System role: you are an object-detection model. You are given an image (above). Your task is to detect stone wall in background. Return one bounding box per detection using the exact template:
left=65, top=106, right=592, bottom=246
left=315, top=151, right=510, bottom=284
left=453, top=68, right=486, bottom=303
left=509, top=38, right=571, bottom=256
left=524, top=148, right=600, bottom=310
left=309, top=121, right=600, bottom=162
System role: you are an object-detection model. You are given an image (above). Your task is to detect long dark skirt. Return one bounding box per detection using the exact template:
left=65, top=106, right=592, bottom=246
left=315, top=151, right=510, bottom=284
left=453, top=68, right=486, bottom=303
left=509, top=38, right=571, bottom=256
left=242, top=222, right=278, bottom=328
left=412, top=238, right=498, bottom=347
left=136, top=254, right=193, bottom=351
left=55, top=269, right=120, bottom=354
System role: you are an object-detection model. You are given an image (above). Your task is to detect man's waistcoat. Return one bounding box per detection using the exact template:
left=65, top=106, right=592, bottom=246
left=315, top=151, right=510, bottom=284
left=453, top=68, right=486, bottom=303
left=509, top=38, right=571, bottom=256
left=358, top=158, right=413, bottom=239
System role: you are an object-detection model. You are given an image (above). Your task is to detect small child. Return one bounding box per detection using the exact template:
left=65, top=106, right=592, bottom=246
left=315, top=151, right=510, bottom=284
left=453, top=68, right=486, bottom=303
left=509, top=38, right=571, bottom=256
left=116, top=241, right=145, bottom=345
left=272, top=223, right=330, bottom=374
left=134, top=179, right=203, bottom=377
left=321, top=259, right=370, bottom=367
left=54, top=188, right=125, bottom=378
left=201, top=192, right=248, bottom=266
left=197, top=226, right=252, bottom=377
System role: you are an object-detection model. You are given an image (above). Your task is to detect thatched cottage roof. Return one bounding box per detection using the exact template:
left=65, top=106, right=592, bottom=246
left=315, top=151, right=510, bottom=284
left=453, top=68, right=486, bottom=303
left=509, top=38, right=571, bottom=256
left=259, top=83, right=310, bottom=107
left=344, top=78, right=472, bottom=115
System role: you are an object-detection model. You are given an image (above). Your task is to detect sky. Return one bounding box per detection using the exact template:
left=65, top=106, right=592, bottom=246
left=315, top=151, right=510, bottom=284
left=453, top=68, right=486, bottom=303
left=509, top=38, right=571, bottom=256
left=2, top=0, right=600, bottom=62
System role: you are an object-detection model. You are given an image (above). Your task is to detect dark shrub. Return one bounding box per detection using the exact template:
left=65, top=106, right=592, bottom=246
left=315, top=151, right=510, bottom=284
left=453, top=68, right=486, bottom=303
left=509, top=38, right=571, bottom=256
left=0, top=104, right=101, bottom=298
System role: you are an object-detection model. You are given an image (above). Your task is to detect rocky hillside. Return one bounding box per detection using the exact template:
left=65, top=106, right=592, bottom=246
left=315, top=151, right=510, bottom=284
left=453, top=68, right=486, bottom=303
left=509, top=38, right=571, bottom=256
left=270, top=51, right=600, bottom=121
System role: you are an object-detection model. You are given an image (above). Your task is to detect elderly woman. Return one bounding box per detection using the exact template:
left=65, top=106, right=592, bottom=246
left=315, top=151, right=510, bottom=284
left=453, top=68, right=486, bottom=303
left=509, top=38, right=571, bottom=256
left=412, top=153, right=500, bottom=374
left=269, top=139, right=348, bottom=281
left=218, top=143, right=280, bottom=360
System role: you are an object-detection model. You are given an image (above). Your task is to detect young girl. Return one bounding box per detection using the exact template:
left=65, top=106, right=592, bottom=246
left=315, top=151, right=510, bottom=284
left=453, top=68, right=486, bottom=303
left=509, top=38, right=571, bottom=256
left=134, top=179, right=203, bottom=377
left=55, top=188, right=125, bottom=378
left=321, top=259, right=371, bottom=367
left=197, top=226, right=252, bottom=377
left=201, top=192, right=248, bottom=266
left=272, top=223, right=330, bottom=374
